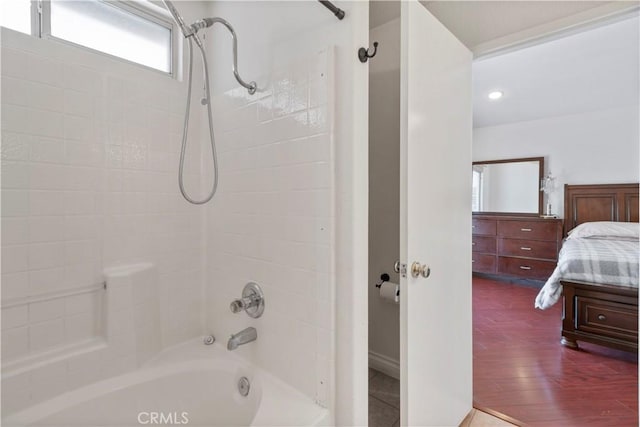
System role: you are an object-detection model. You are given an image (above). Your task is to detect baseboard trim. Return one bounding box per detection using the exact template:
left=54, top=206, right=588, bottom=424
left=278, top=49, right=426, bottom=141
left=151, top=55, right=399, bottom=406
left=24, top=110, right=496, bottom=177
left=368, top=350, right=400, bottom=380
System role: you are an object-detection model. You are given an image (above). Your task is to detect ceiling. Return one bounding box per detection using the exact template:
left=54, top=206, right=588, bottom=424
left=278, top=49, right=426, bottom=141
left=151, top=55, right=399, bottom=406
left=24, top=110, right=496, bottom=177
left=369, top=1, right=639, bottom=128
left=421, top=1, right=613, bottom=49
left=473, top=15, right=639, bottom=128
left=370, top=1, right=618, bottom=48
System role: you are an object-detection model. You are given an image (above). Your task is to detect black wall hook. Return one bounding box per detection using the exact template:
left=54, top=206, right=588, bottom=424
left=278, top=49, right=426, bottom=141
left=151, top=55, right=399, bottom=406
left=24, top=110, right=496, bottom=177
left=358, top=41, right=378, bottom=63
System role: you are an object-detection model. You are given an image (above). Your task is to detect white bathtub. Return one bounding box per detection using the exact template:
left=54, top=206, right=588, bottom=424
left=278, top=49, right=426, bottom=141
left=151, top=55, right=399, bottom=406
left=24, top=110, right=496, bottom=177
left=3, top=339, right=329, bottom=427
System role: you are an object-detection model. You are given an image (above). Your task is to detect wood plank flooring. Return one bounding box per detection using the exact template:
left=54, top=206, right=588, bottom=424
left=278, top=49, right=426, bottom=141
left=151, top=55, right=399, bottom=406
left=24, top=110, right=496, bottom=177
left=473, top=276, right=638, bottom=426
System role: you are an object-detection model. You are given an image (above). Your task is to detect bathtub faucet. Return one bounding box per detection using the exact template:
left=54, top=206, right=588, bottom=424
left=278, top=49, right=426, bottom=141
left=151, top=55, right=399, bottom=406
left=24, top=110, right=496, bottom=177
left=227, top=327, right=257, bottom=351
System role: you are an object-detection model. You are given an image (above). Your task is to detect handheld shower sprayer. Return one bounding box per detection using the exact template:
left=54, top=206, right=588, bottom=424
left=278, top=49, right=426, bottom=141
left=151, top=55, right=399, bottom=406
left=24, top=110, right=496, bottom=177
left=163, top=0, right=193, bottom=38
left=161, top=1, right=258, bottom=204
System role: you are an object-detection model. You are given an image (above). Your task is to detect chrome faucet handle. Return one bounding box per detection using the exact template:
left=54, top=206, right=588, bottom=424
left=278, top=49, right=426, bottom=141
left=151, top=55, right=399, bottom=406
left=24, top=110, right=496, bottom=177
left=229, top=282, right=265, bottom=318
left=230, top=299, right=244, bottom=313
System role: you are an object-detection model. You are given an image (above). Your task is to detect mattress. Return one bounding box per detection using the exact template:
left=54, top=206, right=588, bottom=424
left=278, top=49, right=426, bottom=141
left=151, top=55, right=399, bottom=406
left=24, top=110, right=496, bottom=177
left=535, top=237, right=639, bottom=309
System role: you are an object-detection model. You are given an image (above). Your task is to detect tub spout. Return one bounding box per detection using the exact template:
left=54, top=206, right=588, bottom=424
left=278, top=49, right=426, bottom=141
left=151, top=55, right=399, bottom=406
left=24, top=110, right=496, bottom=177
left=227, top=327, right=257, bottom=351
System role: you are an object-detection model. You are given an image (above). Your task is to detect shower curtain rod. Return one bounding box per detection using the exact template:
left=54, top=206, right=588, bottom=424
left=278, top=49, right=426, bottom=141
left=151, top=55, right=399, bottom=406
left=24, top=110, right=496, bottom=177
left=318, top=0, right=345, bottom=20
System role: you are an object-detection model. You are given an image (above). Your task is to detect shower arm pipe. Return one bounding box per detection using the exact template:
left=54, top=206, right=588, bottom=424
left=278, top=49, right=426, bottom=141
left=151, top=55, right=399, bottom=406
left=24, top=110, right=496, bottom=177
left=318, top=0, right=345, bottom=20
left=191, top=17, right=257, bottom=95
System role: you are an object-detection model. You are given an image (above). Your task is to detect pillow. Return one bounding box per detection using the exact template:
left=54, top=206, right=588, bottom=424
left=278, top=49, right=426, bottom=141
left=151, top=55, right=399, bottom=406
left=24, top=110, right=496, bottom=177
left=567, top=221, right=639, bottom=241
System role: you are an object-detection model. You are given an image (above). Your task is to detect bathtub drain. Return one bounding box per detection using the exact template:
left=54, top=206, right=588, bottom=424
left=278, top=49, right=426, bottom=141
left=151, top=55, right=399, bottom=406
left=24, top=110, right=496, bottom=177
left=238, top=377, right=250, bottom=397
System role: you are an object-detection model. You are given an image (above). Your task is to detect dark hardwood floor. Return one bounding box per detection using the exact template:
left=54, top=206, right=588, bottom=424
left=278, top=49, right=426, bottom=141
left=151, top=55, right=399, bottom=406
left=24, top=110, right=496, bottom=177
left=473, top=276, right=638, bottom=427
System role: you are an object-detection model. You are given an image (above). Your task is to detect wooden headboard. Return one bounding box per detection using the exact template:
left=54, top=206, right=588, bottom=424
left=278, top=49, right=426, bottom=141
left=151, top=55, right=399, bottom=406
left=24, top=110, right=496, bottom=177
left=564, top=183, right=639, bottom=236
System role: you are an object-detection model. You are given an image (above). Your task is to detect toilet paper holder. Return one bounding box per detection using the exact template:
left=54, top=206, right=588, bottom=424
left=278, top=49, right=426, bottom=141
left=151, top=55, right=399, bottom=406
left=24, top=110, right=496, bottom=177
left=375, top=273, right=390, bottom=288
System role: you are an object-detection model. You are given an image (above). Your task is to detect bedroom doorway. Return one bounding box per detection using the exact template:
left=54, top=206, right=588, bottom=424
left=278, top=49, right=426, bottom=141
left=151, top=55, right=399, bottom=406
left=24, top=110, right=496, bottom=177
left=469, top=7, right=639, bottom=425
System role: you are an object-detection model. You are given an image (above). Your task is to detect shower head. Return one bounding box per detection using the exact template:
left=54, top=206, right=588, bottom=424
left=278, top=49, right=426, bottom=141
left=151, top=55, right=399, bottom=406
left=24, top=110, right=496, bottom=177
left=162, top=0, right=193, bottom=38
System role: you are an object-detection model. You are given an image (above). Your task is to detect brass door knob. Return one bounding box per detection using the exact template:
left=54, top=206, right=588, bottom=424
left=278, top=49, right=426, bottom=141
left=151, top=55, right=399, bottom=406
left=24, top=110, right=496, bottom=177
left=411, top=262, right=430, bottom=278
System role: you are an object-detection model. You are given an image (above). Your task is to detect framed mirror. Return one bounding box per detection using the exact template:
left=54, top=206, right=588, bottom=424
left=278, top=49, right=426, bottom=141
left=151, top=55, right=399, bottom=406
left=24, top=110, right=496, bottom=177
left=472, top=157, right=544, bottom=215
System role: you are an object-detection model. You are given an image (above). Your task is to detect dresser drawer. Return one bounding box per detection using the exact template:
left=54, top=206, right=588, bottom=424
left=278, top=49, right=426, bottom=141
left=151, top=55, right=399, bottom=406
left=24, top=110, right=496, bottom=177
left=497, top=256, right=556, bottom=280
left=497, top=220, right=559, bottom=241
left=576, top=296, right=638, bottom=342
left=473, top=236, right=496, bottom=254
left=498, top=238, right=557, bottom=260
left=472, top=219, right=496, bottom=236
left=472, top=253, right=496, bottom=274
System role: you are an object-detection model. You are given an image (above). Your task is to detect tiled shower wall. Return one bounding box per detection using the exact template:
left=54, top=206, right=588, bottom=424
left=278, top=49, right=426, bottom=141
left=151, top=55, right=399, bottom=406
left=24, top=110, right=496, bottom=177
left=1, top=22, right=206, bottom=411
left=205, top=48, right=335, bottom=406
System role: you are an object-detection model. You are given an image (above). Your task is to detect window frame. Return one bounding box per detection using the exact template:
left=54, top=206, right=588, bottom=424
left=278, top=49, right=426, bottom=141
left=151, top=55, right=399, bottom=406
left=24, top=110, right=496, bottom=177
left=32, top=0, right=179, bottom=77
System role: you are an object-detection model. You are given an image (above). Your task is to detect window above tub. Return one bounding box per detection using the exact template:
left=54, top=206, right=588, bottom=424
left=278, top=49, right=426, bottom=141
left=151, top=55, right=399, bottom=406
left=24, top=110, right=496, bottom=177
left=0, top=0, right=177, bottom=75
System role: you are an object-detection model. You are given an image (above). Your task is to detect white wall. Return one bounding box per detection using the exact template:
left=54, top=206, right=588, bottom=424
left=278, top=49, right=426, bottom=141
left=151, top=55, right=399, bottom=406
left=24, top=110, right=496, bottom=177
left=1, top=1, right=208, bottom=413
left=202, top=1, right=369, bottom=424
left=473, top=105, right=640, bottom=217
left=368, top=17, right=400, bottom=376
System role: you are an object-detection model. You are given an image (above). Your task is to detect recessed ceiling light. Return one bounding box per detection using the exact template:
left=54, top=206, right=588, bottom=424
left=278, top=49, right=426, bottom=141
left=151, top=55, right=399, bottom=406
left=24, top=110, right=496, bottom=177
left=488, top=91, right=503, bottom=100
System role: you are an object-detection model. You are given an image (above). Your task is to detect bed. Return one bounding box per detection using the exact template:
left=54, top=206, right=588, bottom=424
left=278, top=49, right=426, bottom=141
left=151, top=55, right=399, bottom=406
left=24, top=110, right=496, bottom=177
left=535, top=183, right=639, bottom=353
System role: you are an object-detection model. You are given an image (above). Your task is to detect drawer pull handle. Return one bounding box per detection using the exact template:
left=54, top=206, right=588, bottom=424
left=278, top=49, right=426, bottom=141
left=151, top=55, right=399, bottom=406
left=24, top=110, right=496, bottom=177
left=520, top=247, right=532, bottom=251
left=520, top=228, right=532, bottom=232
left=471, top=260, right=475, bottom=263
left=519, top=266, right=532, bottom=270
left=597, top=314, right=607, bottom=321
left=472, top=225, right=476, bottom=229
left=472, top=242, right=476, bottom=246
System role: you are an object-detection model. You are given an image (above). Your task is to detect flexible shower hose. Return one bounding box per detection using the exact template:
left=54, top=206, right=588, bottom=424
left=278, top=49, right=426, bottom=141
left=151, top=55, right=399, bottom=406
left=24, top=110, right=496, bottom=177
left=178, top=37, right=218, bottom=205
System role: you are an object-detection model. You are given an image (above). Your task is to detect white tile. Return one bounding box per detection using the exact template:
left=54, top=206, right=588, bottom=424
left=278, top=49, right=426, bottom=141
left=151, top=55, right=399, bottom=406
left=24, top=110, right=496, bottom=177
left=30, top=136, right=65, bottom=164
left=29, top=216, right=65, bottom=243
left=29, top=190, right=66, bottom=216
left=65, top=142, right=104, bottom=166
left=2, top=306, right=28, bottom=330
left=1, top=48, right=28, bottom=79
left=29, top=298, right=65, bottom=323
left=2, top=244, right=29, bottom=273
left=1, top=384, right=31, bottom=416
left=65, top=312, right=96, bottom=342
left=65, top=240, right=100, bottom=266
left=63, top=64, right=102, bottom=94
left=64, top=215, right=99, bottom=241
left=65, top=167, right=101, bottom=191
left=30, top=361, right=69, bottom=402
left=29, top=81, right=65, bottom=113
left=64, top=263, right=101, bottom=288
left=1, top=189, right=29, bottom=217
left=27, top=54, right=64, bottom=87
left=1, top=217, right=29, bottom=246
left=28, top=163, right=68, bottom=190
left=65, top=292, right=99, bottom=315
left=1, top=76, right=30, bottom=107
left=1, top=272, right=30, bottom=300
left=1, top=131, right=32, bottom=161
left=1, top=105, right=30, bottom=134
left=29, top=267, right=65, bottom=295
left=64, top=89, right=94, bottom=117
left=2, top=326, right=29, bottom=360
left=29, top=318, right=65, bottom=352
left=63, top=191, right=98, bottom=215
left=28, top=108, right=64, bottom=138
left=28, top=242, right=65, bottom=270
left=64, top=115, right=94, bottom=141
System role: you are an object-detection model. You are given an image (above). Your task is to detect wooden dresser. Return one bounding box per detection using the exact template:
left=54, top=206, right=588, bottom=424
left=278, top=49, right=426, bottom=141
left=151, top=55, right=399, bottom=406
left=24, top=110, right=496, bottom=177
left=472, top=215, right=563, bottom=280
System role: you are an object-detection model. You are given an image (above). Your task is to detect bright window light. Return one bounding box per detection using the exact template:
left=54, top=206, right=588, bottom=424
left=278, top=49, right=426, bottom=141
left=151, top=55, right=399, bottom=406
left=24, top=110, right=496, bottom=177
left=50, top=0, right=172, bottom=73
left=488, top=91, right=504, bottom=100
left=0, top=0, right=32, bottom=35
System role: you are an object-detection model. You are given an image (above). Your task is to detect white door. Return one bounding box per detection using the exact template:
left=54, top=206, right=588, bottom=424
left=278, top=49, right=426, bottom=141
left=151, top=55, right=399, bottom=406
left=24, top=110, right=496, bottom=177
left=399, top=1, right=473, bottom=426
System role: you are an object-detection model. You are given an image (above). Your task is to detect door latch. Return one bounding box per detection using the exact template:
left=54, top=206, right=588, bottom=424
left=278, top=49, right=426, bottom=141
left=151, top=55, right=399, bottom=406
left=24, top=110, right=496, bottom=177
left=394, top=261, right=407, bottom=278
